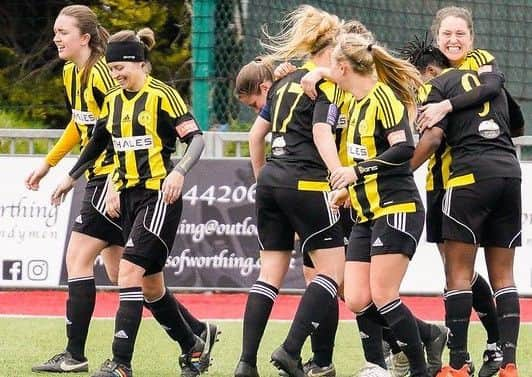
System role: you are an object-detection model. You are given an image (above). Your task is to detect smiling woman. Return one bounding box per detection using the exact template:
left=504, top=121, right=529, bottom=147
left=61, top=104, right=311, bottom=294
left=431, top=7, right=474, bottom=67
left=28, top=5, right=126, bottom=374
left=50, top=27, right=211, bottom=377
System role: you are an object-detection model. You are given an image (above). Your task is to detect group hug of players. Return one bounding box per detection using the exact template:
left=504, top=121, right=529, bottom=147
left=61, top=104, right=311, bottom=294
left=25, top=3, right=523, bottom=377
left=233, top=4, right=523, bottom=377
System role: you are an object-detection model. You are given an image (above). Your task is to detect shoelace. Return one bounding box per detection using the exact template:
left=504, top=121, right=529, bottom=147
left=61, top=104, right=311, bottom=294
left=45, top=353, right=67, bottom=365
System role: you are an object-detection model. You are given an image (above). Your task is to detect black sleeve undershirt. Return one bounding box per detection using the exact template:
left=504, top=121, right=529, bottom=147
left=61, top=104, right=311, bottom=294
left=69, top=120, right=111, bottom=179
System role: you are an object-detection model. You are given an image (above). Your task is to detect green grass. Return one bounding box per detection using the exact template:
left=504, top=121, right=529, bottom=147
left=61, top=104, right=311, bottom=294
left=0, top=318, right=530, bottom=376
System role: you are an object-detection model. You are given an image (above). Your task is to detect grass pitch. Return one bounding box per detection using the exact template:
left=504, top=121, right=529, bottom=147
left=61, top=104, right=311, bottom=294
left=0, top=318, right=530, bottom=376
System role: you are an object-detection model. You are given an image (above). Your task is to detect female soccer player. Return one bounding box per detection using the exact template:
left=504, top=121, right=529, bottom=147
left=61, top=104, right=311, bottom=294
left=51, top=28, right=210, bottom=377
left=405, top=39, right=521, bottom=377
left=234, top=5, right=348, bottom=377
left=417, top=6, right=524, bottom=136
left=325, top=33, right=435, bottom=377
left=28, top=6, right=124, bottom=373
left=416, top=7, right=523, bottom=376
left=236, top=53, right=352, bottom=377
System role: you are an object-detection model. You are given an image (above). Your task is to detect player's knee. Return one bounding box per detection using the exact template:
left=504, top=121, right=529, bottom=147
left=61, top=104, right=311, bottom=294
left=344, top=291, right=371, bottom=313
left=371, top=288, right=399, bottom=308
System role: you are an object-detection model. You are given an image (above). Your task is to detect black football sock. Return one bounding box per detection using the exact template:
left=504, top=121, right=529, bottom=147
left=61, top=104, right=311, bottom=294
left=383, top=326, right=401, bottom=354
left=415, top=318, right=433, bottom=345
left=378, top=298, right=427, bottom=377
left=66, top=276, right=96, bottom=361
left=144, top=288, right=196, bottom=352
left=494, top=286, right=520, bottom=367
left=311, top=297, right=338, bottom=367
left=240, top=281, right=278, bottom=366
left=356, top=303, right=386, bottom=368
left=471, top=272, right=499, bottom=344
left=283, top=275, right=338, bottom=358
left=112, top=287, right=144, bottom=367
left=176, top=300, right=205, bottom=336
left=444, top=289, right=473, bottom=369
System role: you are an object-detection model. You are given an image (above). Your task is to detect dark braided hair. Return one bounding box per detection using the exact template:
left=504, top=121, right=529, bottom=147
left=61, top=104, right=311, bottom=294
left=399, top=32, right=450, bottom=72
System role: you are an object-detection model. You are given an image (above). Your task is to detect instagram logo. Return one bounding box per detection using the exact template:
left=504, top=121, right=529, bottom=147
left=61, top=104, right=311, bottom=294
left=27, top=260, right=48, bottom=280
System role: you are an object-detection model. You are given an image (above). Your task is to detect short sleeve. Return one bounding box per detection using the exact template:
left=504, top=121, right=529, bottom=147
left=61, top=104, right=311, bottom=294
left=374, top=85, right=405, bottom=130
left=313, top=80, right=344, bottom=128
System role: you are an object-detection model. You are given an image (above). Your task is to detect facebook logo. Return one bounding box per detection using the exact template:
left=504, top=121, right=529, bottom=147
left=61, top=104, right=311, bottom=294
left=2, top=260, right=23, bottom=280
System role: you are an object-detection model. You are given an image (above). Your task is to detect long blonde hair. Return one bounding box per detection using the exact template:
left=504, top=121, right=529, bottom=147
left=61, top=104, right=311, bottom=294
left=261, top=5, right=342, bottom=61
left=333, top=33, right=423, bottom=121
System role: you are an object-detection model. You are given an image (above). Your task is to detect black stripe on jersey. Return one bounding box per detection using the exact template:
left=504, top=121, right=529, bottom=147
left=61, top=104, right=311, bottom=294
left=469, top=50, right=485, bottom=67
left=79, top=77, right=89, bottom=120
left=94, top=60, right=114, bottom=90
left=106, top=85, right=121, bottom=96
left=112, top=96, right=126, bottom=184
left=150, top=80, right=186, bottom=116
left=132, top=92, right=150, bottom=179
left=333, top=84, right=341, bottom=105
left=374, top=87, right=395, bottom=128
left=68, top=69, right=76, bottom=109
left=149, top=80, right=187, bottom=116
left=354, top=182, right=374, bottom=220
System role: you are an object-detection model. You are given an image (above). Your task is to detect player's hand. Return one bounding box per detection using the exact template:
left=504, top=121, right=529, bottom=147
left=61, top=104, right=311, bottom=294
left=328, top=188, right=349, bottom=210
left=161, top=170, right=184, bottom=204
left=51, top=175, right=75, bottom=206
left=105, top=183, right=120, bottom=219
left=342, top=195, right=352, bottom=209
left=300, top=70, right=323, bottom=100
left=25, top=160, right=51, bottom=191
left=416, top=100, right=452, bottom=131
left=274, top=62, right=297, bottom=80
left=330, top=166, right=357, bottom=190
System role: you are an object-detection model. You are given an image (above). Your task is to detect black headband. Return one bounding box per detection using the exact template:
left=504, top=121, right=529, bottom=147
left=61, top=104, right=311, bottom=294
left=106, top=41, right=145, bottom=63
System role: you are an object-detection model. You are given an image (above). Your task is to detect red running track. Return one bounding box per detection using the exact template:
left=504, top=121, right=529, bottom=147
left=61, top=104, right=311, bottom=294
left=1, top=291, right=531, bottom=321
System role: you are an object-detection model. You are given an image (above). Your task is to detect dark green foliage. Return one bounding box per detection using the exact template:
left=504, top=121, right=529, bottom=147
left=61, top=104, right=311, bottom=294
left=0, top=0, right=190, bottom=129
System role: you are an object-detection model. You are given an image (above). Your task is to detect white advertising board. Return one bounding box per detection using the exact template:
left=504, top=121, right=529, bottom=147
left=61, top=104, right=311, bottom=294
left=0, top=156, right=76, bottom=287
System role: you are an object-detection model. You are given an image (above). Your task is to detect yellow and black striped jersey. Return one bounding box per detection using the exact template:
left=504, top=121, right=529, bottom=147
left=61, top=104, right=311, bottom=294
left=62, top=57, right=116, bottom=181
left=458, top=49, right=495, bottom=71
left=258, top=60, right=347, bottom=191
left=424, top=68, right=520, bottom=187
left=337, top=93, right=353, bottom=167
left=347, top=82, right=420, bottom=222
left=100, top=75, right=201, bottom=191
left=423, top=49, right=496, bottom=191
left=418, top=83, right=451, bottom=191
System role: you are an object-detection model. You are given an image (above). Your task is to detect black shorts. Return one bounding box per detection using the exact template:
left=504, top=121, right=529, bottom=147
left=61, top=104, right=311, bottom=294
left=347, top=211, right=425, bottom=262
left=72, top=179, right=124, bottom=246
left=442, top=178, right=521, bottom=248
left=426, top=189, right=445, bottom=244
left=302, top=206, right=354, bottom=268
left=120, top=187, right=183, bottom=275
left=256, top=185, right=344, bottom=255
